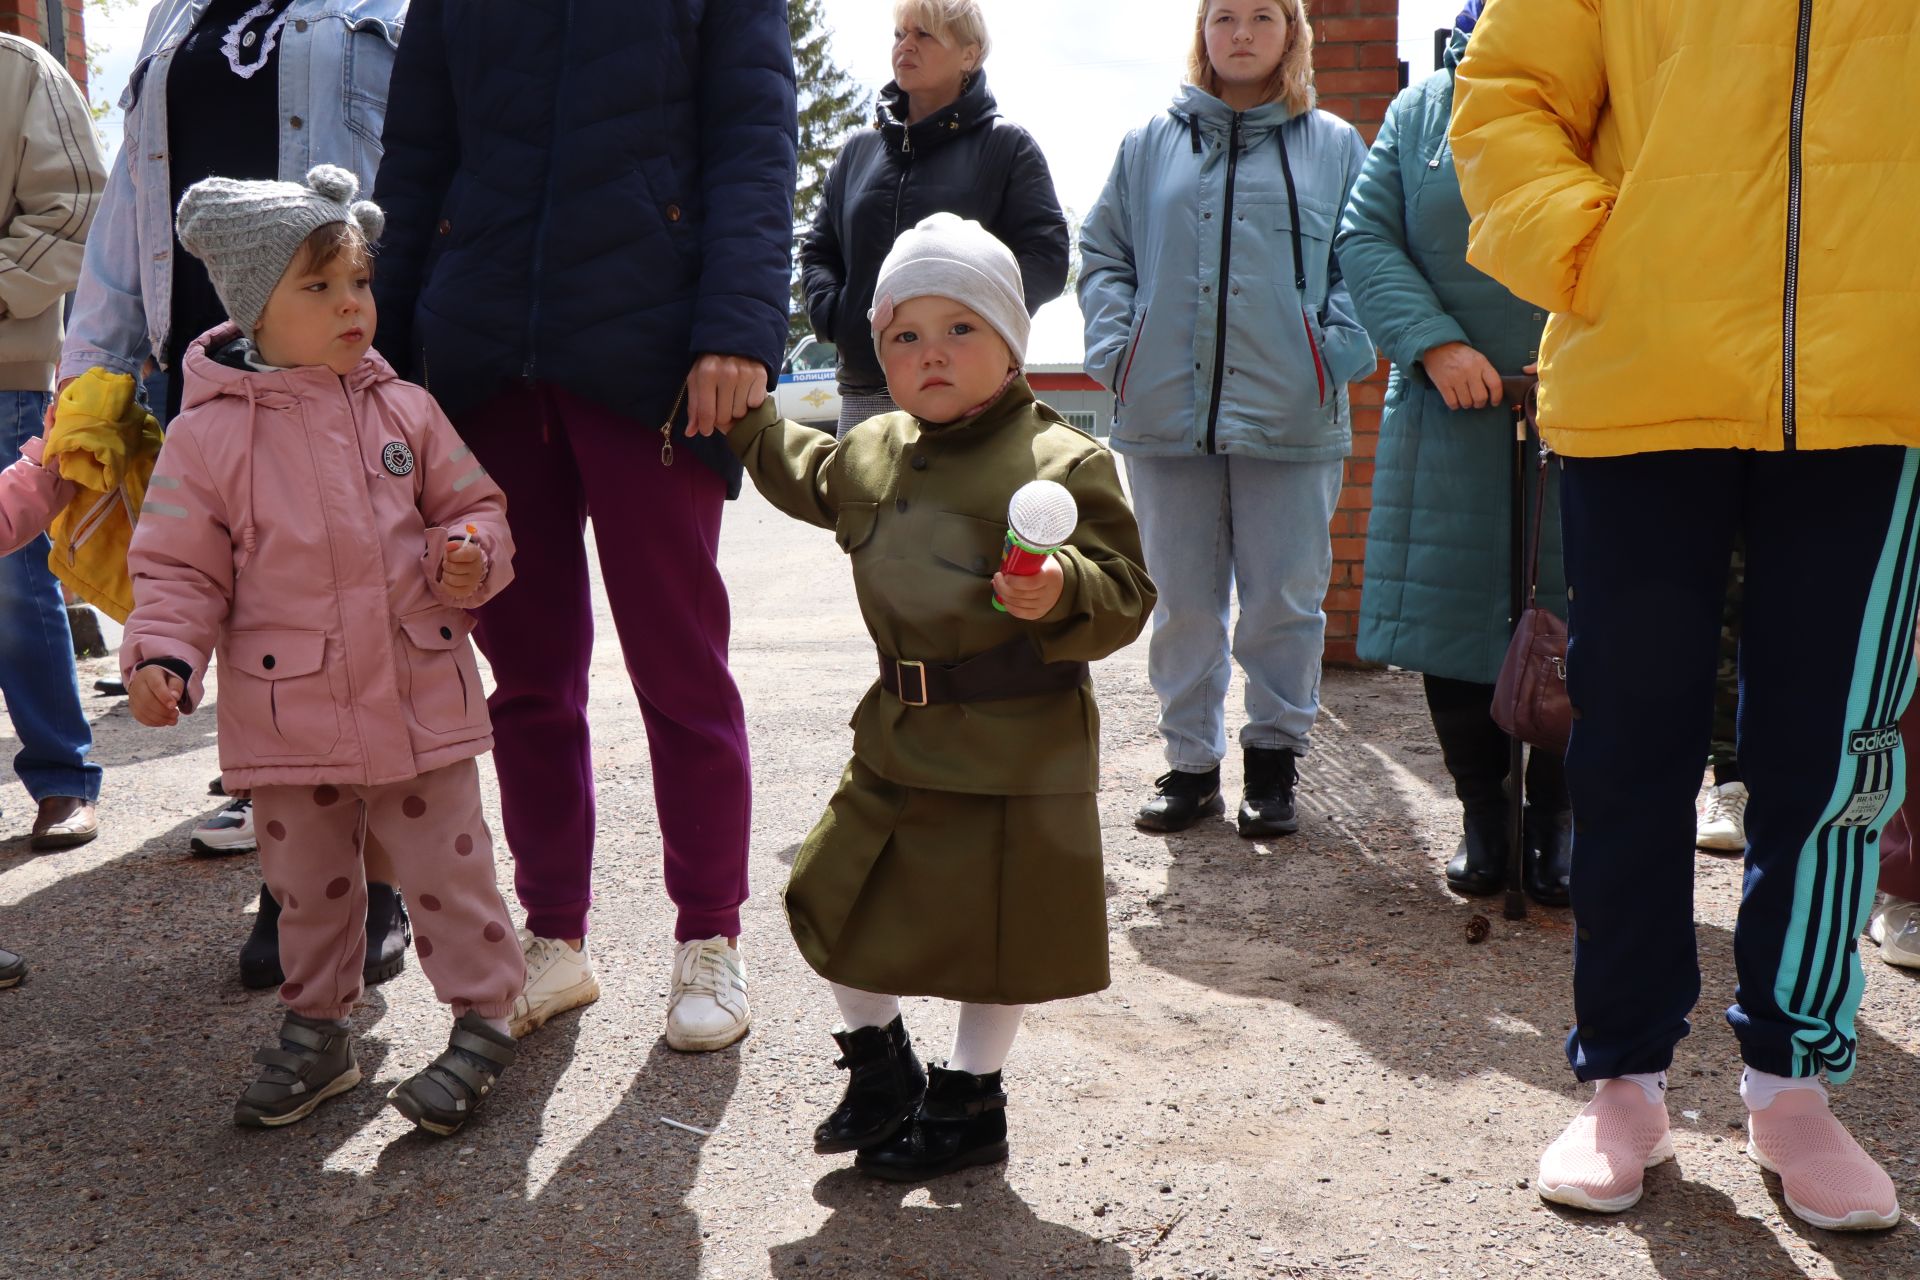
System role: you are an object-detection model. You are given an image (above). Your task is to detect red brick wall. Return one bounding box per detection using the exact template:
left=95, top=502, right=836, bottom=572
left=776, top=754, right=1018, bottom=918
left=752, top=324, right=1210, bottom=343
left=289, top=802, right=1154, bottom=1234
left=1311, top=0, right=1396, bottom=665
left=0, top=0, right=88, bottom=91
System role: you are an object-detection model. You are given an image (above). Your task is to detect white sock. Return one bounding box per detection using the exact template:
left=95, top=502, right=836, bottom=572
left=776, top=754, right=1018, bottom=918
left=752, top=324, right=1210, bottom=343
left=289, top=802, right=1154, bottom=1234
left=481, top=1015, right=511, bottom=1038
left=950, top=1002, right=1025, bottom=1076
left=1741, top=1067, right=1826, bottom=1112
left=830, top=983, right=900, bottom=1031
left=1602, top=1071, right=1667, bottom=1107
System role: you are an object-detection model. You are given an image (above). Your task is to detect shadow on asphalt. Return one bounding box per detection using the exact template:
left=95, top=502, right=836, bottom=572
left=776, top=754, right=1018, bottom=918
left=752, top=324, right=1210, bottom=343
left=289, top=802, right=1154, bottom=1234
left=768, top=1165, right=1135, bottom=1277
left=1123, top=678, right=1920, bottom=1275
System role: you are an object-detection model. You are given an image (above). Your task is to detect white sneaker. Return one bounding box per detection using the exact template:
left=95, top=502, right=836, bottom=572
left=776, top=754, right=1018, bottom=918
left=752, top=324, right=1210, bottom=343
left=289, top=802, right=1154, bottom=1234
left=665, top=936, right=750, bottom=1052
left=1868, top=894, right=1920, bottom=969
left=190, top=797, right=257, bottom=856
left=1696, top=781, right=1748, bottom=852
left=509, top=929, right=601, bottom=1037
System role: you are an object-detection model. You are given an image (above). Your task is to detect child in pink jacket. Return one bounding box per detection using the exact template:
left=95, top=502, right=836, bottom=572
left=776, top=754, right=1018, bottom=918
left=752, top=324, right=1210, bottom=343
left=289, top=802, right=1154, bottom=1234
left=122, top=166, right=525, bottom=1136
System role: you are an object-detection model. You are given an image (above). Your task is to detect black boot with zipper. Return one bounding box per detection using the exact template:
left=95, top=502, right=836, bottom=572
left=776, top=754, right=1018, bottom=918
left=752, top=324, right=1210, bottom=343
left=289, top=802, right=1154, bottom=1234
left=1237, top=747, right=1300, bottom=837
left=1427, top=677, right=1512, bottom=898
left=814, top=1016, right=926, bottom=1154
left=855, top=1064, right=1009, bottom=1182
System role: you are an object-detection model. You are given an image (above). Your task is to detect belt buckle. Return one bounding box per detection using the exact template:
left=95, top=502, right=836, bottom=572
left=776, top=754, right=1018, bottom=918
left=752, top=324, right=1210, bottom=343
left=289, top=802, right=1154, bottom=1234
left=896, top=659, right=929, bottom=707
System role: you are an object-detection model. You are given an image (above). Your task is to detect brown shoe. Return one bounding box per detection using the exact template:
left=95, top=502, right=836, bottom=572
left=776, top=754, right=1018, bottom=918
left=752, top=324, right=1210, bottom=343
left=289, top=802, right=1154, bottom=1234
left=30, top=797, right=98, bottom=851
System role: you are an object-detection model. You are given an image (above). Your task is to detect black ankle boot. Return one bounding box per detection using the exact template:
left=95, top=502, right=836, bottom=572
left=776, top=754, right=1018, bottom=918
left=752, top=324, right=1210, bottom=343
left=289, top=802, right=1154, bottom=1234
left=239, top=882, right=413, bottom=990
left=1134, top=768, right=1224, bottom=833
left=363, top=883, right=412, bottom=985
left=814, top=1016, right=926, bottom=1154
left=1237, top=747, right=1299, bottom=838
left=240, top=883, right=284, bottom=989
left=1524, top=807, right=1573, bottom=907
left=1445, top=804, right=1509, bottom=898
left=855, top=1064, right=1009, bottom=1183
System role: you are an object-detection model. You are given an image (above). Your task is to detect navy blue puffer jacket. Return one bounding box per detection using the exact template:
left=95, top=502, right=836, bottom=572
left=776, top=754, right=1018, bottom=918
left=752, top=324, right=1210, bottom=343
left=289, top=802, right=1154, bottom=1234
left=371, top=0, right=798, bottom=491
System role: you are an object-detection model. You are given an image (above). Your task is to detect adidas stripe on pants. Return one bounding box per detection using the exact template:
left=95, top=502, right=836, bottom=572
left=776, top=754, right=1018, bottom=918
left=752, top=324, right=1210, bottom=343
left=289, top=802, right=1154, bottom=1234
left=1558, top=445, right=1920, bottom=1083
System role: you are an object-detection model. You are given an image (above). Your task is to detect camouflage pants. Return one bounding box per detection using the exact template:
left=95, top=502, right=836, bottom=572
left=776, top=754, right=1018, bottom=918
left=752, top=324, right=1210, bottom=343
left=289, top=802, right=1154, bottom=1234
left=1710, top=545, right=1746, bottom=775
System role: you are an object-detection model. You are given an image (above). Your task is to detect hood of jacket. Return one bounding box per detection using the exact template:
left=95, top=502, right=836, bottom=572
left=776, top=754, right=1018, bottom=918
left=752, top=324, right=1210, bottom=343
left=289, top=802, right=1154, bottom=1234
left=1169, top=83, right=1303, bottom=144
left=876, top=69, right=1001, bottom=152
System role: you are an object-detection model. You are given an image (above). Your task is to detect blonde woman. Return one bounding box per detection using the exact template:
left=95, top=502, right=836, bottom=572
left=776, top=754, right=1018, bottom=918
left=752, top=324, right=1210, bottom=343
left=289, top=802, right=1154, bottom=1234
left=1079, top=0, right=1373, bottom=836
left=798, top=0, right=1069, bottom=435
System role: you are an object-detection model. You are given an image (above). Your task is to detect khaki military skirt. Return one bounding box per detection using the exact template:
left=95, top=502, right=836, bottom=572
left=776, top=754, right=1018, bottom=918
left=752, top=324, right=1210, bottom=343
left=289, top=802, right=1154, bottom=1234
left=785, top=757, right=1110, bottom=1004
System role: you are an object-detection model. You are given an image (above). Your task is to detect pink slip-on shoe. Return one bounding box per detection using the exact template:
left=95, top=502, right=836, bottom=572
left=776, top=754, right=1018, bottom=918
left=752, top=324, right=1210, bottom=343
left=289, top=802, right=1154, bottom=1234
left=1536, top=1079, right=1675, bottom=1213
left=1747, top=1089, right=1900, bottom=1231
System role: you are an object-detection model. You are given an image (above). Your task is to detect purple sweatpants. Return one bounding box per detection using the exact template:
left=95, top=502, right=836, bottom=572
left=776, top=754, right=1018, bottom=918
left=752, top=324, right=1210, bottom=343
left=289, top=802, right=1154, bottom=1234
left=458, top=382, right=752, bottom=942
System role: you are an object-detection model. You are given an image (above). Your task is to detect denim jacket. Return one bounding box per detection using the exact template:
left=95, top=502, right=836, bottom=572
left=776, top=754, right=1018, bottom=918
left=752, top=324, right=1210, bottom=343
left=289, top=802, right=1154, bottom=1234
left=61, top=0, right=405, bottom=382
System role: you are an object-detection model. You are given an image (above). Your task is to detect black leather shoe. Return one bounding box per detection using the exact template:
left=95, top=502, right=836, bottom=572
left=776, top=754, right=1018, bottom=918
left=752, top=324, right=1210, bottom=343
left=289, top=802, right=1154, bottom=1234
left=1445, top=805, right=1508, bottom=898
left=1134, top=768, right=1224, bottom=833
left=0, top=946, right=25, bottom=989
left=814, top=1016, right=926, bottom=1154
left=1237, top=747, right=1299, bottom=838
left=240, top=882, right=285, bottom=990
left=364, top=883, right=413, bottom=985
left=1524, top=807, right=1573, bottom=907
left=240, top=881, right=413, bottom=990
left=855, top=1065, right=1009, bottom=1182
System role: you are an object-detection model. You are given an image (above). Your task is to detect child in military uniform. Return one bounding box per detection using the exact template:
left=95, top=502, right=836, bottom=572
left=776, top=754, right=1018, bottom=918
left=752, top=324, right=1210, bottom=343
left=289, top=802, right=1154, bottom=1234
left=710, top=214, right=1155, bottom=1181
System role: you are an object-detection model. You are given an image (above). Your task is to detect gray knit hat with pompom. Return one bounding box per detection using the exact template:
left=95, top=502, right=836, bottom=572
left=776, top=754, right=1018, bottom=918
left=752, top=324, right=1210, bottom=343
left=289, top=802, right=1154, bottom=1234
left=175, top=164, right=385, bottom=338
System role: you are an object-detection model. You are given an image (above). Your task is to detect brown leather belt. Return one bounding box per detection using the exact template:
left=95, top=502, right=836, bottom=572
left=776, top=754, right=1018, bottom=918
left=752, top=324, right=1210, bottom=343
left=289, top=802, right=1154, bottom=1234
left=878, top=639, right=1088, bottom=707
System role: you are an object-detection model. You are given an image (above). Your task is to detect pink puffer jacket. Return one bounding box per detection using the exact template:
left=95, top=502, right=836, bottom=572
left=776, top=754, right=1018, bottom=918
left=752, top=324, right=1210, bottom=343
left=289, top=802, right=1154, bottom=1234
left=0, top=437, right=72, bottom=557
left=122, top=326, right=515, bottom=790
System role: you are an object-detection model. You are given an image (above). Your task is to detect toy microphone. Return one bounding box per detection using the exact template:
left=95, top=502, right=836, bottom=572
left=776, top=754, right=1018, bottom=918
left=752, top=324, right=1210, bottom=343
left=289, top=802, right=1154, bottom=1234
left=993, top=480, right=1078, bottom=612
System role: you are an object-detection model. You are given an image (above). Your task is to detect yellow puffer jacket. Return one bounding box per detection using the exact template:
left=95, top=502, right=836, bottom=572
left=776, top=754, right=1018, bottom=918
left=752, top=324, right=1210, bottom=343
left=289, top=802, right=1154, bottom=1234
left=1450, top=1, right=1920, bottom=456
left=45, top=368, right=164, bottom=622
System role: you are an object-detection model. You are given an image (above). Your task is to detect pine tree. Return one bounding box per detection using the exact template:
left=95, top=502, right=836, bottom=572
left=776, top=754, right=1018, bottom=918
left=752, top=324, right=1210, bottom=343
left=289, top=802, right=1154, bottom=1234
left=789, top=0, right=871, bottom=345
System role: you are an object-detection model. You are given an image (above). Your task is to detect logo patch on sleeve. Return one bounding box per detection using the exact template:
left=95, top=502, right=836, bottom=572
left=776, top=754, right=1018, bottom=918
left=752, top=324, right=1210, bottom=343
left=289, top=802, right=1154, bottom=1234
left=381, top=441, right=415, bottom=477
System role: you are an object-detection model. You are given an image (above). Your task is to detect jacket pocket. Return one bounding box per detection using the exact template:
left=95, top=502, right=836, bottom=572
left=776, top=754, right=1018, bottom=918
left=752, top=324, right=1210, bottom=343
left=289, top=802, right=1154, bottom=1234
left=398, top=607, right=486, bottom=736
left=930, top=512, right=1006, bottom=578
left=1273, top=197, right=1342, bottom=306
left=342, top=17, right=401, bottom=147
left=223, top=629, right=341, bottom=759
left=1116, top=305, right=1150, bottom=405
left=835, top=502, right=879, bottom=554
left=1571, top=170, right=1634, bottom=322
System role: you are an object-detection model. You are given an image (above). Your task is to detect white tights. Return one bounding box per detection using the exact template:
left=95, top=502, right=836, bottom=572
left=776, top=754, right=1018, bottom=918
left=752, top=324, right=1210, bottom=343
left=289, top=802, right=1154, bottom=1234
left=829, top=983, right=1027, bottom=1076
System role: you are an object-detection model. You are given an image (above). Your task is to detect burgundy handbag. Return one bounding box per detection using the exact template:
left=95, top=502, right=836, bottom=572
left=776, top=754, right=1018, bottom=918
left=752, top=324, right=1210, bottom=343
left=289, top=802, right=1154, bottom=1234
left=1491, top=384, right=1572, bottom=753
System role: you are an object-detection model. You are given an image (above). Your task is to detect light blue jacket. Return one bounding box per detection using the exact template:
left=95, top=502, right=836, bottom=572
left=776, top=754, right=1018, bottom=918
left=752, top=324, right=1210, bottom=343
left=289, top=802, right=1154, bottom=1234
left=1078, top=86, right=1374, bottom=462
left=61, top=0, right=404, bottom=381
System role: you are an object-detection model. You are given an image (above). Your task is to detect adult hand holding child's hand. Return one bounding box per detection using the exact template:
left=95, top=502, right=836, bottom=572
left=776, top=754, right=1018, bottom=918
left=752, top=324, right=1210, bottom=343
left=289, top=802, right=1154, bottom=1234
left=992, top=555, right=1065, bottom=621
left=442, top=535, right=486, bottom=595
left=129, top=666, right=185, bottom=727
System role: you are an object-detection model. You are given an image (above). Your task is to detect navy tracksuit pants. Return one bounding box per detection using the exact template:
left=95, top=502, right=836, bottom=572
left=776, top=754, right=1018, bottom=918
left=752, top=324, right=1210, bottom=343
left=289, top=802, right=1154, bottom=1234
left=1559, top=446, right=1920, bottom=1083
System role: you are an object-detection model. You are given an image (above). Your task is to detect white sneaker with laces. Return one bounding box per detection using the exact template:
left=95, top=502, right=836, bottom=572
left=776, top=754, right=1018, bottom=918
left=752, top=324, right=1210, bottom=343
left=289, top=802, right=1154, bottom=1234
left=665, top=936, right=750, bottom=1052
left=1868, top=894, right=1920, bottom=970
left=1696, top=781, right=1748, bottom=852
left=190, top=797, right=257, bottom=856
left=509, top=928, right=600, bottom=1038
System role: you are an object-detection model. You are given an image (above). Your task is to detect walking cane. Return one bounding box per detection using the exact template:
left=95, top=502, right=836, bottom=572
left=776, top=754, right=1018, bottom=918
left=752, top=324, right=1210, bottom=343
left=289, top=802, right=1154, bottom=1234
left=1499, top=375, right=1539, bottom=922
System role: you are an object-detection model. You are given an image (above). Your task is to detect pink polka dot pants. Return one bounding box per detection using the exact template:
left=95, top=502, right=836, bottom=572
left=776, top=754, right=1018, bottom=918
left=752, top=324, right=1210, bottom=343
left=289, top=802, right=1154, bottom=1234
left=253, top=758, right=526, bottom=1021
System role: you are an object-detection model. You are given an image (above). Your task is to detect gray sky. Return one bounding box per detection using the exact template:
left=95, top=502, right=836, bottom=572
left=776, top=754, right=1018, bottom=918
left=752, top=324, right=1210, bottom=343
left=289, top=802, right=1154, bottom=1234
left=88, top=0, right=1466, bottom=215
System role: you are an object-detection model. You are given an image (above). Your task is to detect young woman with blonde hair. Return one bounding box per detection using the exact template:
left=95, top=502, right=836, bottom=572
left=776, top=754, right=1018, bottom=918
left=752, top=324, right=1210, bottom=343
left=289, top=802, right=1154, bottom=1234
left=1080, top=0, right=1374, bottom=837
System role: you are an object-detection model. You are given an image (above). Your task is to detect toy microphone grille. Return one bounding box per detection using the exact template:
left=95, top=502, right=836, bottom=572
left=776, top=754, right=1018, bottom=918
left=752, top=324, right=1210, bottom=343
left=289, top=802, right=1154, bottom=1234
left=1008, top=480, right=1078, bottom=549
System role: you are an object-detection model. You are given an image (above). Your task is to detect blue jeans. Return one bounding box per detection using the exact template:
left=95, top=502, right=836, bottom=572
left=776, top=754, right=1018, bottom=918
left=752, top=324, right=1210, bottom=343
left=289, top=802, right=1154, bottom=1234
left=0, top=391, right=99, bottom=803
left=1126, top=452, right=1344, bottom=769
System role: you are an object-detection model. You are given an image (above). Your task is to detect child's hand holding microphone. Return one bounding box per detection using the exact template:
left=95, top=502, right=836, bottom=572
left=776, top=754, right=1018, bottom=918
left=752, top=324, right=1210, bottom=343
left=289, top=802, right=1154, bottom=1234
left=441, top=525, right=486, bottom=595
left=129, top=666, right=185, bottom=727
